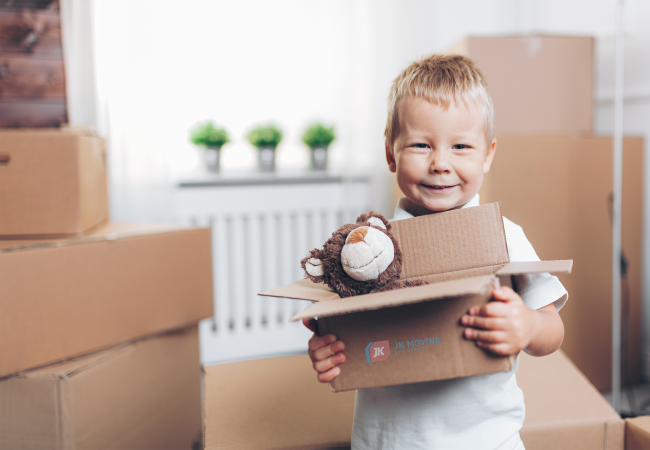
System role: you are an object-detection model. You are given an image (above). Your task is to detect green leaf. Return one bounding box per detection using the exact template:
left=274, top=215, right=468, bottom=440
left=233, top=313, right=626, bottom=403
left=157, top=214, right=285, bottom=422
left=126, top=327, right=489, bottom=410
left=301, top=122, right=335, bottom=149
left=189, top=121, right=230, bottom=148
left=246, top=123, right=284, bottom=149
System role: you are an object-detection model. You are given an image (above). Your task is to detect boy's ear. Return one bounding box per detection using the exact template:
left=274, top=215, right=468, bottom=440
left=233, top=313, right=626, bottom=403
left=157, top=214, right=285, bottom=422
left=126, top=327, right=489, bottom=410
left=483, top=138, right=497, bottom=173
left=385, top=141, right=397, bottom=173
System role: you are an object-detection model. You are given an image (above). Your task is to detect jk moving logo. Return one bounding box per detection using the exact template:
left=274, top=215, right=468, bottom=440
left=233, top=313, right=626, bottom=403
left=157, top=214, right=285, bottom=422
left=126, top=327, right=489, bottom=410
left=366, top=337, right=442, bottom=363
left=365, top=341, right=390, bottom=363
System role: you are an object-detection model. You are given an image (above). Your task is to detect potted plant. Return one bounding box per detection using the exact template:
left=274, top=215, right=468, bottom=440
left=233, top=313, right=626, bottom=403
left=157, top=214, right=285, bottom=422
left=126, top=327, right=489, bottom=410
left=302, top=122, right=335, bottom=171
left=190, top=121, right=230, bottom=173
left=246, top=123, right=283, bottom=172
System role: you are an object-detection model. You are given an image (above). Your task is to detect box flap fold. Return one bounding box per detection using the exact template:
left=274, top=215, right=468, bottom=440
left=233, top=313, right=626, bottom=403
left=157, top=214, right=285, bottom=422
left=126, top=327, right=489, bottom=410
left=290, top=275, right=495, bottom=321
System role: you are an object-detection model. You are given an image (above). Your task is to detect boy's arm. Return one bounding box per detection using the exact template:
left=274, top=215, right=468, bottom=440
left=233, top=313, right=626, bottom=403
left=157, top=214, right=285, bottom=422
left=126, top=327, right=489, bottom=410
left=303, top=318, right=346, bottom=382
left=461, top=286, right=564, bottom=357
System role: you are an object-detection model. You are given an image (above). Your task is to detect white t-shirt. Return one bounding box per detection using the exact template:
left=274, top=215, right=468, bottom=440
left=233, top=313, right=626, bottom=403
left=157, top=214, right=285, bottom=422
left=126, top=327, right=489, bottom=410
left=351, top=195, right=568, bottom=450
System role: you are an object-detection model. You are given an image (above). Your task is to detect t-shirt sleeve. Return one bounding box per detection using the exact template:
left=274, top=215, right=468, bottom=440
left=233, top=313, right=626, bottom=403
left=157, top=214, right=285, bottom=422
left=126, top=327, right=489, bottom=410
left=503, top=218, right=568, bottom=311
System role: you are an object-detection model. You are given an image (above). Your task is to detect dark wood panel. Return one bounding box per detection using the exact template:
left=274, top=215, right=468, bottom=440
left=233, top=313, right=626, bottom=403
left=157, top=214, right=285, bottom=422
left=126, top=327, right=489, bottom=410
left=0, top=1, right=58, bottom=10
left=0, top=56, right=65, bottom=98
left=0, top=9, right=61, bottom=56
left=0, top=99, right=66, bottom=127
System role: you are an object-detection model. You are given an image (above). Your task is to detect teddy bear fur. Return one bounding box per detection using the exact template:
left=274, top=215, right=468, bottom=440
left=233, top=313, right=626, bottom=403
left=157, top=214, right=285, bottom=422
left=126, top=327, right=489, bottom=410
left=300, top=211, right=427, bottom=298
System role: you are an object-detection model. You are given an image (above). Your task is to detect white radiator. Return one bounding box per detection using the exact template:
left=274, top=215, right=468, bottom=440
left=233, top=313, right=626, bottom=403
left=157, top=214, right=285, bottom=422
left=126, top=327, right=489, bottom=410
left=173, top=176, right=372, bottom=364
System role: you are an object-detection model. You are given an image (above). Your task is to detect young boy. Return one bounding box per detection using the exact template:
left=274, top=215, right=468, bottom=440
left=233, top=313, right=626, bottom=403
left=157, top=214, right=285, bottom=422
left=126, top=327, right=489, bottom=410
left=303, top=55, right=567, bottom=449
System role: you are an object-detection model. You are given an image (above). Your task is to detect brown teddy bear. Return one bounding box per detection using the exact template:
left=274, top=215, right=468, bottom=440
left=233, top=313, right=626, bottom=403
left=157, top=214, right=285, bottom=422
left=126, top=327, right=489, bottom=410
left=300, top=211, right=427, bottom=298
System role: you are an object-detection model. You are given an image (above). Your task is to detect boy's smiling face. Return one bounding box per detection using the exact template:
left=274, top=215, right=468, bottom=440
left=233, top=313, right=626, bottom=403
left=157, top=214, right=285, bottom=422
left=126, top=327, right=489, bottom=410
left=386, top=97, right=496, bottom=214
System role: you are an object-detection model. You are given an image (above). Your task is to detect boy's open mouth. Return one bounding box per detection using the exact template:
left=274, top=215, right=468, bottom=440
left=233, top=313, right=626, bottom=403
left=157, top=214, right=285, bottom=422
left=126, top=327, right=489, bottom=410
left=421, top=184, right=457, bottom=191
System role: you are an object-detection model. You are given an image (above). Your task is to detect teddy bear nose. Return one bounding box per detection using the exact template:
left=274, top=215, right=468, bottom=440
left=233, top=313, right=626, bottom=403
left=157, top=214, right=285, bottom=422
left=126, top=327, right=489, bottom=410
left=341, top=226, right=395, bottom=281
left=347, top=227, right=368, bottom=244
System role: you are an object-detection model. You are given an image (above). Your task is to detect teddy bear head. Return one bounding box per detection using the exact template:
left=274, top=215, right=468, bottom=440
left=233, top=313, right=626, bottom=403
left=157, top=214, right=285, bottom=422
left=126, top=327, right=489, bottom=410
left=300, top=211, right=403, bottom=298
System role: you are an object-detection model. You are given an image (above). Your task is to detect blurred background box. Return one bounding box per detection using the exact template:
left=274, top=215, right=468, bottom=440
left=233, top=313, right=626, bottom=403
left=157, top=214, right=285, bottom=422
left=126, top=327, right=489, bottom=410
left=0, top=326, right=201, bottom=450
left=448, top=36, right=594, bottom=135
left=626, top=416, right=650, bottom=449
left=203, top=354, right=356, bottom=450
left=479, top=135, right=644, bottom=392
left=518, top=351, right=624, bottom=450
left=202, top=351, right=623, bottom=450
left=0, top=223, right=213, bottom=376
left=0, top=128, right=108, bottom=237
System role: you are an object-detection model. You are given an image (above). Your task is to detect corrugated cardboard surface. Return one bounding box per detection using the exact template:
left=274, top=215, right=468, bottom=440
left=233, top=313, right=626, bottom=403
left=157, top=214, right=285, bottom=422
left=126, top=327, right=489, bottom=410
left=202, top=351, right=622, bottom=450
left=391, top=201, right=509, bottom=279
left=0, top=222, right=213, bottom=376
left=480, top=135, right=644, bottom=391
left=626, top=416, right=650, bottom=450
left=320, top=286, right=515, bottom=392
left=448, top=36, right=593, bottom=134
left=0, top=129, right=108, bottom=237
left=0, top=326, right=202, bottom=450
left=203, top=354, right=356, bottom=450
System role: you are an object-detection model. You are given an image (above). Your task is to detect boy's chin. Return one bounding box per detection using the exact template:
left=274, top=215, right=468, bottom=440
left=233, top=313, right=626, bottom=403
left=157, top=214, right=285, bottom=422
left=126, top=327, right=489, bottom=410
left=413, top=194, right=471, bottom=213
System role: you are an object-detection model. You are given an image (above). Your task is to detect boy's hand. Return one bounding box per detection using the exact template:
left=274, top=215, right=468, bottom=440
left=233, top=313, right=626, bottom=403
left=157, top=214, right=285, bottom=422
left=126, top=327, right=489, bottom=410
left=302, top=318, right=346, bottom=383
left=461, top=286, right=564, bottom=357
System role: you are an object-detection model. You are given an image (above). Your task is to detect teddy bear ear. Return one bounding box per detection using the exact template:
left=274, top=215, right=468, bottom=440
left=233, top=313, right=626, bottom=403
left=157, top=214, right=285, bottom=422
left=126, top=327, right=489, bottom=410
left=356, top=211, right=391, bottom=231
left=301, top=249, right=325, bottom=280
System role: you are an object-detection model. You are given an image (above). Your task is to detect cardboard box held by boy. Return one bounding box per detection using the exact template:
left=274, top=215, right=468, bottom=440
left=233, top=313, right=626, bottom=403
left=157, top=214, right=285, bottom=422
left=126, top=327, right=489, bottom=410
left=261, top=202, right=572, bottom=392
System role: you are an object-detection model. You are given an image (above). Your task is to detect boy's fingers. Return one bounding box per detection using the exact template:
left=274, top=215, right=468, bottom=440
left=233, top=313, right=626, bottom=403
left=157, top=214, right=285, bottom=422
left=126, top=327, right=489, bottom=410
left=312, top=340, right=345, bottom=362
left=302, top=318, right=318, bottom=333
left=476, top=341, right=514, bottom=356
left=313, top=352, right=346, bottom=373
left=317, top=366, right=341, bottom=383
left=464, top=328, right=507, bottom=343
left=475, top=301, right=508, bottom=317
left=491, top=286, right=517, bottom=302
left=461, top=314, right=505, bottom=330
left=307, top=334, right=337, bottom=354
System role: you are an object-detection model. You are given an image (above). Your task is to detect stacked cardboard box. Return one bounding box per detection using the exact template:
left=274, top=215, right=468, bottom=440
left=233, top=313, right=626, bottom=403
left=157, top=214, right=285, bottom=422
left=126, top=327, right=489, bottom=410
left=203, top=351, right=623, bottom=449
left=0, top=130, right=214, bottom=449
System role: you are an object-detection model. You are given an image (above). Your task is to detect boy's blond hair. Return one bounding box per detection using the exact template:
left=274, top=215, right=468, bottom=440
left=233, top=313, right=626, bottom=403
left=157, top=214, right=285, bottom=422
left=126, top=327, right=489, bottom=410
left=385, top=54, right=494, bottom=145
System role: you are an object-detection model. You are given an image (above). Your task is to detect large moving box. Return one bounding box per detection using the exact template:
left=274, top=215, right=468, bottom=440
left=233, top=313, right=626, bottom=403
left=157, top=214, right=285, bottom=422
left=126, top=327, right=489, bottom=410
left=262, top=203, right=571, bottom=392
left=0, top=326, right=202, bottom=450
left=203, top=351, right=623, bottom=450
left=480, top=135, right=644, bottom=391
left=203, top=354, right=356, bottom=450
left=0, top=223, right=213, bottom=376
left=0, top=129, right=108, bottom=237
left=626, top=416, right=650, bottom=450
left=447, top=35, right=594, bottom=134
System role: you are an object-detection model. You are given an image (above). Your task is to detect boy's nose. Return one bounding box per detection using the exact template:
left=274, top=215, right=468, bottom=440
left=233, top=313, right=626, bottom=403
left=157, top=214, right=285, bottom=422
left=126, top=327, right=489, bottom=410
left=429, top=152, right=452, bottom=174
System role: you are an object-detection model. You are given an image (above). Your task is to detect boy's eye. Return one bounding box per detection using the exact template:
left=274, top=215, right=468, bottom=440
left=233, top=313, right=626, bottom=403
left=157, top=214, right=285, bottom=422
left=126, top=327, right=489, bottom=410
left=452, top=144, right=471, bottom=150
left=411, top=143, right=430, bottom=149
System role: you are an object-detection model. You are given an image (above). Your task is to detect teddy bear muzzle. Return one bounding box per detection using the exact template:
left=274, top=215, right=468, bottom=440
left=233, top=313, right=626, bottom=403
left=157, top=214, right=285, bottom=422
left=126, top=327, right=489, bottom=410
left=340, top=226, right=395, bottom=281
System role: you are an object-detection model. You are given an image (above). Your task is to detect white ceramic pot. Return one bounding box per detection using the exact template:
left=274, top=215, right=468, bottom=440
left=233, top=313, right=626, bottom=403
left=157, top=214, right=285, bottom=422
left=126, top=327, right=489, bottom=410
left=204, top=147, right=221, bottom=173
left=258, top=146, right=276, bottom=172
left=310, top=147, right=328, bottom=171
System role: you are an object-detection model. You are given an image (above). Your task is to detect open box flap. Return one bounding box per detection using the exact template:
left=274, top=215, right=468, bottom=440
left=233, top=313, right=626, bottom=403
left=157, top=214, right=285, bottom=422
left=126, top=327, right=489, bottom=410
left=392, top=202, right=509, bottom=279
left=260, top=279, right=339, bottom=302
left=290, top=275, right=496, bottom=321
left=495, top=260, right=573, bottom=275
